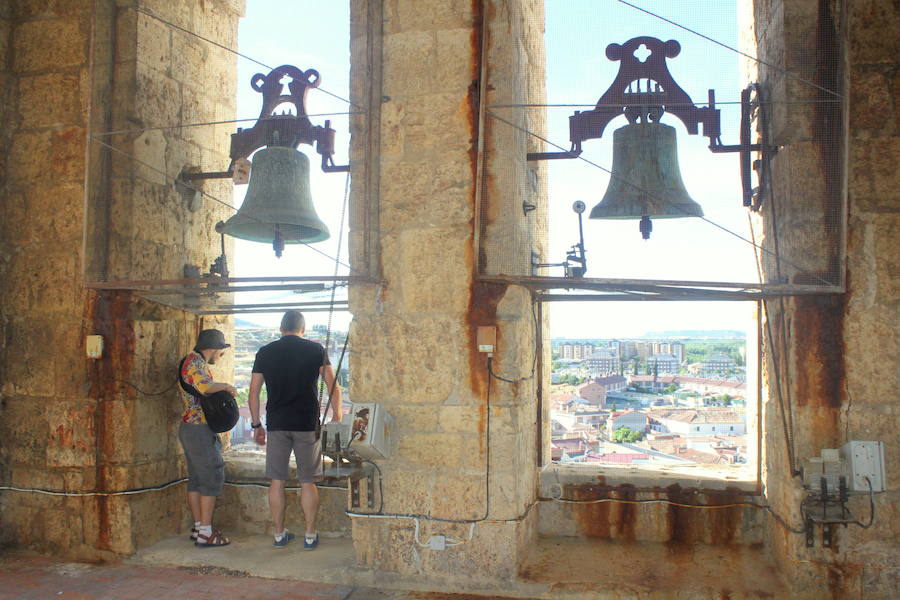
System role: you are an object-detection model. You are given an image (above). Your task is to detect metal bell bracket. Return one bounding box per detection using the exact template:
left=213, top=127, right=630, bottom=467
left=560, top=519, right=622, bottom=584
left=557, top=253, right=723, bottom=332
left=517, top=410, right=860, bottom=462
left=525, top=36, right=776, bottom=209
left=178, top=64, right=349, bottom=185
left=532, top=201, right=588, bottom=278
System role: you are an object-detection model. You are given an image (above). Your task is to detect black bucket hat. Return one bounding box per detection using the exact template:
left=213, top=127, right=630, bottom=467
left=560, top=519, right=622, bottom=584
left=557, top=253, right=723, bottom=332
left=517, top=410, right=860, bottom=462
left=194, top=329, right=231, bottom=352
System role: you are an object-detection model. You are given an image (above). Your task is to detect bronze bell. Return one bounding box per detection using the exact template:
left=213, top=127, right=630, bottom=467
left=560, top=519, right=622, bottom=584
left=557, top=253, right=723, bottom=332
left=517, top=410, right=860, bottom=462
left=218, top=146, right=330, bottom=249
left=589, top=122, right=703, bottom=239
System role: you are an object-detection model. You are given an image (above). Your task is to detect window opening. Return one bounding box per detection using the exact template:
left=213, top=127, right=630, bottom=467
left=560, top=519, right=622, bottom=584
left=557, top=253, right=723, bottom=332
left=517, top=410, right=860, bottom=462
left=548, top=300, right=758, bottom=480
left=226, top=1, right=354, bottom=455
left=84, top=0, right=369, bottom=314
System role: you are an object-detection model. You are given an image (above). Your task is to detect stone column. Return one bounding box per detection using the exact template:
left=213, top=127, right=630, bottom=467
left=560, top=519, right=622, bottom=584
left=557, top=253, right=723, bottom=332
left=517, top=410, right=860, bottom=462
left=0, top=0, right=242, bottom=559
left=745, top=0, right=900, bottom=596
left=347, top=0, right=544, bottom=587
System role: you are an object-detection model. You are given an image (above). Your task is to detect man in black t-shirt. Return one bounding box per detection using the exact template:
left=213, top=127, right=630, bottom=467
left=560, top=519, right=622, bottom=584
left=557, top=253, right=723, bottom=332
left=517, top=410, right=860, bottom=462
left=248, top=310, right=342, bottom=549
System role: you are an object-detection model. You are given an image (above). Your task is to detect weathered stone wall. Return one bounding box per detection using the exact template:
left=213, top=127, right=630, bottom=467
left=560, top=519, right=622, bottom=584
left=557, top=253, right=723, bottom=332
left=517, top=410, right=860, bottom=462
left=347, top=0, right=543, bottom=586
left=745, top=0, right=900, bottom=597
left=0, top=0, right=242, bottom=559
left=215, top=456, right=352, bottom=537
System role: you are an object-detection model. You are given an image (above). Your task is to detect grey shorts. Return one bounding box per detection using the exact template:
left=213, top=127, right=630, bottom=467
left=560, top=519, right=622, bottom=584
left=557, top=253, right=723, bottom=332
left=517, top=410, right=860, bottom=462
left=265, top=430, right=322, bottom=483
left=178, top=422, right=224, bottom=497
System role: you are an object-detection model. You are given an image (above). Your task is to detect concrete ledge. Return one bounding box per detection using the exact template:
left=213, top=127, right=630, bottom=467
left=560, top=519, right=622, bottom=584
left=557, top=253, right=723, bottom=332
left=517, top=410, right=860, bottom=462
left=540, top=462, right=759, bottom=495
left=538, top=464, right=765, bottom=545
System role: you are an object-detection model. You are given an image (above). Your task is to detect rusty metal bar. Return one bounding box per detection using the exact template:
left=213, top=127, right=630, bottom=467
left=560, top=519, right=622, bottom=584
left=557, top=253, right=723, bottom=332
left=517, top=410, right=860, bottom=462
left=480, top=274, right=843, bottom=296
left=135, top=284, right=328, bottom=296
left=194, top=306, right=347, bottom=315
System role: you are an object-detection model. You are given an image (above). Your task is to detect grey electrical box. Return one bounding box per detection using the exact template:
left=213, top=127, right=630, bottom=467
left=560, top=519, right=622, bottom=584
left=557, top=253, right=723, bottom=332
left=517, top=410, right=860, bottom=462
left=842, top=441, right=885, bottom=493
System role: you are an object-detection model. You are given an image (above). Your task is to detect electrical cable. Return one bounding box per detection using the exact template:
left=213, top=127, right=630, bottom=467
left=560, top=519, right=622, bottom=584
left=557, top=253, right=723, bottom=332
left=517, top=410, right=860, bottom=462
left=482, top=359, right=493, bottom=521
left=761, top=299, right=799, bottom=478
left=342, top=355, right=499, bottom=525
left=132, top=6, right=360, bottom=109
left=91, top=112, right=365, bottom=137
left=487, top=100, right=842, bottom=109
left=318, top=171, right=352, bottom=421
left=614, top=0, right=842, bottom=99
left=109, top=374, right=179, bottom=396
left=0, top=478, right=188, bottom=497
left=546, top=492, right=806, bottom=534
left=852, top=477, right=875, bottom=529
left=91, top=113, right=361, bottom=138
left=0, top=478, right=349, bottom=496
left=356, top=457, right=384, bottom=514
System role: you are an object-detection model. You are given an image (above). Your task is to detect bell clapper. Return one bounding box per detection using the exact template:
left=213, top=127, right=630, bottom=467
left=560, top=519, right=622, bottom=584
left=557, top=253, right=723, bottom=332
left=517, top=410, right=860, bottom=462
left=273, top=229, right=285, bottom=258
left=639, top=215, right=653, bottom=240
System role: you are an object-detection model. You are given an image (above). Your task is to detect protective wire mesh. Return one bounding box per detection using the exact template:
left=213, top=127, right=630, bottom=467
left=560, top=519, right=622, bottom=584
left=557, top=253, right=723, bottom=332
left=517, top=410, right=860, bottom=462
left=477, top=0, right=845, bottom=299
left=83, top=1, right=363, bottom=314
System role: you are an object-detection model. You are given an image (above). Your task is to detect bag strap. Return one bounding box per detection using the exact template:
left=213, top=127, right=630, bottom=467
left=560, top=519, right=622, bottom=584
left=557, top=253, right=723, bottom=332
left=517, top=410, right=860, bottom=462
left=177, top=354, right=204, bottom=398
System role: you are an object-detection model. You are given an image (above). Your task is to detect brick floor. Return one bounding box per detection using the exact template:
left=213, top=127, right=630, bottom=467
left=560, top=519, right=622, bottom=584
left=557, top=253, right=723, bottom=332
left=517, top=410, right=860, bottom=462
left=0, top=554, right=356, bottom=600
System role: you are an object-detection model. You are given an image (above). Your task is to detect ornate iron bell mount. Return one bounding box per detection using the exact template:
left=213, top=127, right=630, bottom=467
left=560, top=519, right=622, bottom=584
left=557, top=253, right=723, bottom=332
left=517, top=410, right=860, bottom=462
left=177, top=64, right=349, bottom=256
left=526, top=36, right=777, bottom=239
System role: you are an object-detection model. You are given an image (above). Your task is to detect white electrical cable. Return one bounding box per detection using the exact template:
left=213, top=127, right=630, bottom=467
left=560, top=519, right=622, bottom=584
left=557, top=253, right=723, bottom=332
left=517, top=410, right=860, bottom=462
left=445, top=523, right=476, bottom=547
left=413, top=518, right=431, bottom=547
left=0, top=478, right=187, bottom=497
left=413, top=518, right=477, bottom=549
left=0, top=479, right=349, bottom=497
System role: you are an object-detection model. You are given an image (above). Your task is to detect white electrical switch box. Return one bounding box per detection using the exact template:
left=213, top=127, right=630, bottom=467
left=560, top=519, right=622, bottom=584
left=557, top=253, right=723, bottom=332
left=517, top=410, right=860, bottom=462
left=842, top=441, right=886, bottom=493
left=348, top=403, right=393, bottom=459
left=86, top=335, right=104, bottom=359
left=323, top=403, right=393, bottom=460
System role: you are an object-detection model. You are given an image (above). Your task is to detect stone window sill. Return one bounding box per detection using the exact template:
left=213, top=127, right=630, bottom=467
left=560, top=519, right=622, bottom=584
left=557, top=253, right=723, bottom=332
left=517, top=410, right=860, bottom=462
left=541, top=462, right=759, bottom=497
left=224, top=446, right=347, bottom=488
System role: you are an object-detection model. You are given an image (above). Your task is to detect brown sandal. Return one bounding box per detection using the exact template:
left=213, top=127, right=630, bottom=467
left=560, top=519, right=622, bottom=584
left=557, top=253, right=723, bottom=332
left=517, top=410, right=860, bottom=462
left=195, top=529, right=230, bottom=547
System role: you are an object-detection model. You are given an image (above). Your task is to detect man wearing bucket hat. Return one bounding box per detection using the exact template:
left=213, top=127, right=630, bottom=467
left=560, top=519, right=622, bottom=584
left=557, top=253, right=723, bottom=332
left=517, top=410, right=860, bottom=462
left=178, top=328, right=237, bottom=547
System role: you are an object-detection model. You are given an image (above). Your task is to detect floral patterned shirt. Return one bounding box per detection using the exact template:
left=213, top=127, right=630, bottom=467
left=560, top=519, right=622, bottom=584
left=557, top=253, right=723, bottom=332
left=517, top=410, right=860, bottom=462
left=180, top=352, right=213, bottom=424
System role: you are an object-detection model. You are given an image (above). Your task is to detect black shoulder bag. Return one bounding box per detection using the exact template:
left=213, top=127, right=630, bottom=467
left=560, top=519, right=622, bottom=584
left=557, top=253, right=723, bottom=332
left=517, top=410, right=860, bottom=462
left=177, top=355, right=239, bottom=434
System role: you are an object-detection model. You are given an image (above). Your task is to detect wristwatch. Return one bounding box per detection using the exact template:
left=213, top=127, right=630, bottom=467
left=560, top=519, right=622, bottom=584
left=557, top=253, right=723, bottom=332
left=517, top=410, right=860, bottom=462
left=251, top=422, right=262, bottom=429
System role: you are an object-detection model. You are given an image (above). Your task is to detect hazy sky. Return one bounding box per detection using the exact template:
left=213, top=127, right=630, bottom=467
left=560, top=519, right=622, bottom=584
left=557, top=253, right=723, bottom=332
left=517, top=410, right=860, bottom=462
left=230, top=1, right=754, bottom=337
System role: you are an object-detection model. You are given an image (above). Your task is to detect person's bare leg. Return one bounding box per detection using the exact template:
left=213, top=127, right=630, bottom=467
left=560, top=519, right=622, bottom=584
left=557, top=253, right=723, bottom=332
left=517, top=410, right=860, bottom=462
left=300, top=482, right=319, bottom=535
left=188, top=491, right=201, bottom=523
left=199, top=495, right=216, bottom=526
left=269, top=479, right=287, bottom=533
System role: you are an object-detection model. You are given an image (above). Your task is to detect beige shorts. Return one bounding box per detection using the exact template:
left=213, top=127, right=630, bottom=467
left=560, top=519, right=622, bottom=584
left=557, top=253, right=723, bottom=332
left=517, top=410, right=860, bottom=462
left=265, top=430, right=323, bottom=483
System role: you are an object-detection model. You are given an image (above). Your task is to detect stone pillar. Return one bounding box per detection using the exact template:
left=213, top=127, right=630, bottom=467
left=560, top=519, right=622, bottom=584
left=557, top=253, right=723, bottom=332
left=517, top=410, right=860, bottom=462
left=347, top=0, right=543, bottom=588
left=745, top=0, right=900, bottom=597
left=0, top=0, right=242, bottom=559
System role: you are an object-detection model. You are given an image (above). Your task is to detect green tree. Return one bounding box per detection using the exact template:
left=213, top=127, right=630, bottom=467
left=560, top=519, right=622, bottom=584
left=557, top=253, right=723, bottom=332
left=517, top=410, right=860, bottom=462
left=613, top=427, right=643, bottom=443
left=664, top=384, right=678, bottom=394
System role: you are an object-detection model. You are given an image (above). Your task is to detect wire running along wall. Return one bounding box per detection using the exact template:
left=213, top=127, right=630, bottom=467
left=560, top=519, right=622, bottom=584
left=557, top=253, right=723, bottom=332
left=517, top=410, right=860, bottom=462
left=83, top=1, right=366, bottom=314
left=477, top=0, right=845, bottom=300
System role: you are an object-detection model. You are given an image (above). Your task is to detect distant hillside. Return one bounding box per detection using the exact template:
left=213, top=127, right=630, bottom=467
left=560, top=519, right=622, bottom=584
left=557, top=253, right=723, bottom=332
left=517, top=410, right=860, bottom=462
left=235, top=318, right=269, bottom=329
left=642, top=330, right=746, bottom=339
left=552, top=330, right=746, bottom=345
